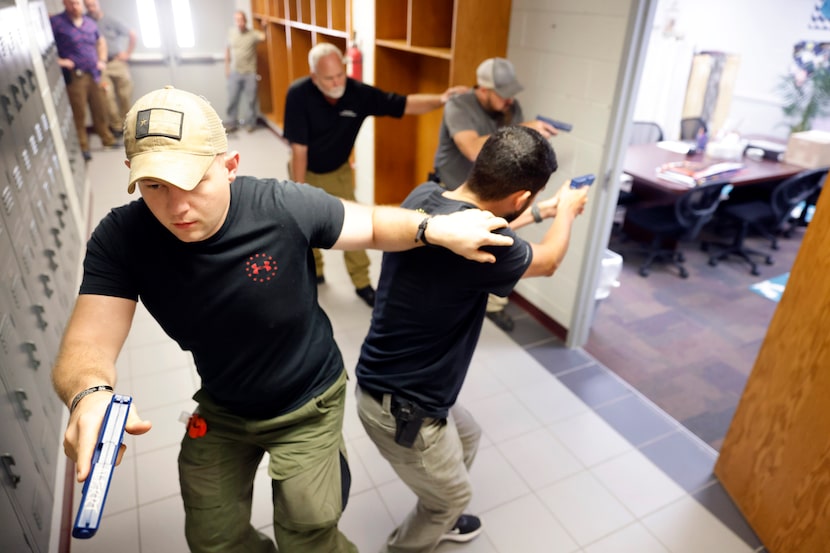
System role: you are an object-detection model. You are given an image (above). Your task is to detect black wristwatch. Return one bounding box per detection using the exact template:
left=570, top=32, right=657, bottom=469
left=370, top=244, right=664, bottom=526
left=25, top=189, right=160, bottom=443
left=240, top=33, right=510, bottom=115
left=415, top=217, right=431, bottom=245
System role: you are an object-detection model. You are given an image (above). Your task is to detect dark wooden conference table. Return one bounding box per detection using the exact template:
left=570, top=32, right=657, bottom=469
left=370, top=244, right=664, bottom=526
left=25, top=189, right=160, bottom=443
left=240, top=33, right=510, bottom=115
left=623, top=142, right=805, bottom=198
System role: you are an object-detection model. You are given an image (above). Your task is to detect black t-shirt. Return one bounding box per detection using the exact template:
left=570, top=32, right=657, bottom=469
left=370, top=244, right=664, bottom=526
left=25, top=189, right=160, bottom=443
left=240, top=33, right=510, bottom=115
left=81, top=177, right=346, bottom=419
left=355, top=182, right=533, bottom=417
left=283, top=76, right=407, bottom=173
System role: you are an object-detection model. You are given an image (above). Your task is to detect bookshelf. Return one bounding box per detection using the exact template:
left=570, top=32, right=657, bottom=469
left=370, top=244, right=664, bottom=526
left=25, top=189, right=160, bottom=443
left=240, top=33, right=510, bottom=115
left=251, top=0, right=351, bottom=128
left=251, top=0, right=513, bottom=206
left=373, top=0, right=512, bottom=205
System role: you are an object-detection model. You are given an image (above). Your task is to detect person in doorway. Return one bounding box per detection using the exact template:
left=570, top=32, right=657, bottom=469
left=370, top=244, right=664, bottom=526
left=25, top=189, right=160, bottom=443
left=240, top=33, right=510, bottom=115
left=283, top=42, right=468, bottom=307
left=51, top=86, right=514, bottom=553
left=51, top=0, right=119, bottom=162
left=356, top=126, right=588, bottom=552
left=225, top=10, right=265, bottom=132
left=83, top=0, right=136, bottom=137
left=433, top=57, right=559, bottom=332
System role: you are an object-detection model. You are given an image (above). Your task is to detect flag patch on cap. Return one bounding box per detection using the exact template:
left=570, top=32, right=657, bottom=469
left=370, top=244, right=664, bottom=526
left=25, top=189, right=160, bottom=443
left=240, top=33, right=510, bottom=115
left=135, top=108, right=184, bottom=140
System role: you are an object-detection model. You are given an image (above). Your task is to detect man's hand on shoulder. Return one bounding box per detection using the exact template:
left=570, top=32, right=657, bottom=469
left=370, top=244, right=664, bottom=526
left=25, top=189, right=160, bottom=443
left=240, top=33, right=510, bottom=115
left=441, top=85, right=471, bottom=104
left=426, top=209, right=513, bottom=263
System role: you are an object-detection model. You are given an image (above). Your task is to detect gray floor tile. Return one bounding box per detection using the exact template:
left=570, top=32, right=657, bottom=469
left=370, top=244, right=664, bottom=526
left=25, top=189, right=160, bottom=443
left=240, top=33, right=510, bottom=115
left=556, top=363, right=632, bottom=408
left=594, top=394, right=678, bottom=447
left=639, top=430, right=717, bottom=493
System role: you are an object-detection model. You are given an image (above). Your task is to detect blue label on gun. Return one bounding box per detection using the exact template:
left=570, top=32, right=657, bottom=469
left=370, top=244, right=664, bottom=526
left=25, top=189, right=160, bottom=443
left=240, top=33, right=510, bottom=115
left=72, top=394, right=131, bottom=539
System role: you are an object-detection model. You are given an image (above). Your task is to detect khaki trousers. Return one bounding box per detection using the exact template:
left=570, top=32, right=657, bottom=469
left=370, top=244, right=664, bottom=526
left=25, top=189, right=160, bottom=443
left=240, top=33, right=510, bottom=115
left=101, top=59, right=133, bottom=133
left=305, top=162, right=371, bottom=289
left=356, top=386, right=481, bottom=553
left=66, top=71, right=115, bottom=151
left=179, top=370, right=358, bottom=553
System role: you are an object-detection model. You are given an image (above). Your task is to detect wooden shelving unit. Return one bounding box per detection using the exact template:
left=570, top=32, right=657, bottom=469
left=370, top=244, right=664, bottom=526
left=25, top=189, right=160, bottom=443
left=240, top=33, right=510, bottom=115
left=251, top=0, right=351, bottom=129
left=251, top=0, right=513, bottom=206
left=373, top=0, right=512, bottom=205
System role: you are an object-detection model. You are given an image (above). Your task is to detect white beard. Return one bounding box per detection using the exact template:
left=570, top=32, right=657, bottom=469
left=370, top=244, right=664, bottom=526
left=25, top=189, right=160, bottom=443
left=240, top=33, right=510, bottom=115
left=319, top=84, right=345, bottom=99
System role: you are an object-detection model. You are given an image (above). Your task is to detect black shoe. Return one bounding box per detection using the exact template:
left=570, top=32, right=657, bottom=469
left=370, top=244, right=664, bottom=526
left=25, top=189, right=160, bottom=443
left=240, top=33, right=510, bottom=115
left=316, top=275, right=325, bottom=285
left=82, top=150, right=92, bottom=162
left=486, top=310, right=514, bottom=332
left=440, top=514, right=482, bottom=543
left=110, top=128, right=124, bottom=138
left=355, top=285, right=375, bottom=307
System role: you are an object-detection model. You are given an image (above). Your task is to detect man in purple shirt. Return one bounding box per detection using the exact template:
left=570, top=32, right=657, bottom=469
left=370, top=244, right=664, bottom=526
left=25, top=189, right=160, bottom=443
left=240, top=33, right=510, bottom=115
left=51, top=0, right=118, bottom=161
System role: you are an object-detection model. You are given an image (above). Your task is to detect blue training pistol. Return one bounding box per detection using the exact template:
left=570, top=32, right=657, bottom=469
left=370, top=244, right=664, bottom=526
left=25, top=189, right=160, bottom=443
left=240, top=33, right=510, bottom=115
left=72, top=394, right=132, bottom=539
left=536, top=115, right=573, bottom=132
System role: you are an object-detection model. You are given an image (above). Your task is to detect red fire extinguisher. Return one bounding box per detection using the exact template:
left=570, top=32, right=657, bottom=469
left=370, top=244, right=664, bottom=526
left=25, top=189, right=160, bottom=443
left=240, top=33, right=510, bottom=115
left=346, top=34, right=362, bottom=81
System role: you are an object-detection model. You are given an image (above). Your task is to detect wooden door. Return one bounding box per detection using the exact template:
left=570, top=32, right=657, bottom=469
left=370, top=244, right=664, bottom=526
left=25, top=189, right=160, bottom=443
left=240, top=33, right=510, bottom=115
left=714, top=176, right=830, bottom=552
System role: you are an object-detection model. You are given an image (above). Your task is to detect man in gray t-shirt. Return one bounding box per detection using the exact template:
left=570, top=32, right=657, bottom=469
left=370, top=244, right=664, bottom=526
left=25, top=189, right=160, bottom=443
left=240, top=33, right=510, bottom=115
left=432, top=58, right=559, bottom=330
left=84, top=0, right=136, bottom=136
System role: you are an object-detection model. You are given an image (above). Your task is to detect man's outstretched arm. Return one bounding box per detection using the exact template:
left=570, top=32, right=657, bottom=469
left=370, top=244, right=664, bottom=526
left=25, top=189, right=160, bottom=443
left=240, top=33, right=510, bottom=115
left=332, top=201, right=513, bottom=263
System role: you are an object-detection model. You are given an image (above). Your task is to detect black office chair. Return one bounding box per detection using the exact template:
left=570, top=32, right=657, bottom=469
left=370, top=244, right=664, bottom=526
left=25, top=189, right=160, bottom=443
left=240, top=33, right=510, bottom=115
left=624, top=182, right=730, bottom=278
left=705, top=168, right=827, bottom=275
left=680, top=117, right=707, bottom=141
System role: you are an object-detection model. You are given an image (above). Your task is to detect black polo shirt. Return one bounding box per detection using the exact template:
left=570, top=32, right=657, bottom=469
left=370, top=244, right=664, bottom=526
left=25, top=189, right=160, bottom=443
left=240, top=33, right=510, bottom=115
left=283, top=76, right=407, bottom=174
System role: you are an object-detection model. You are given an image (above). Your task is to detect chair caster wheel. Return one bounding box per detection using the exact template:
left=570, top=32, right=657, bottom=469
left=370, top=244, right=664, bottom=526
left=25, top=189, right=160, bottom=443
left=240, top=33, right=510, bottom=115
left=677, top=252, right=686, bottom=262
left=751, top=268, right=760, bottom=276
left=708, top=259, right=717, bottom=267
left=680, top=269, right=689, bottom=278
left=765, top=257, right=774, bottom=265
left=638, top=268, right=649, bottom=277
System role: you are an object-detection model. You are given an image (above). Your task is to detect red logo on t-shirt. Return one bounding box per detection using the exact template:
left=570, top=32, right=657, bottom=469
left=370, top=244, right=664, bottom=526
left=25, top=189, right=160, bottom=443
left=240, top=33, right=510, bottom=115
left=246, top=253, right=278, bottom=282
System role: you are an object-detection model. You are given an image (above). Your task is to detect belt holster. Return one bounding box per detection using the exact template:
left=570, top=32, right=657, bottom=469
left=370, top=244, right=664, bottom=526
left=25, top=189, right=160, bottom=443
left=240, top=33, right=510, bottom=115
left=390, top=396, right=428, bottom=448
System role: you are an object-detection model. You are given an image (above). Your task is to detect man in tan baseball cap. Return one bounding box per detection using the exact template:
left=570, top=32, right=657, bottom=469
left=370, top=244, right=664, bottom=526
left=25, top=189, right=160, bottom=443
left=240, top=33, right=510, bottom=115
left=53, top=85, right=516, bottom=553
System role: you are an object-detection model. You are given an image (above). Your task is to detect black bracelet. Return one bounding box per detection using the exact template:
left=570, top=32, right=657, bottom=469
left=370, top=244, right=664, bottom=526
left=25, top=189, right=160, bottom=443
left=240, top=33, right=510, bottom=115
left=531, top=204, right=543, bottom=223
left=415, top=216, right=431, bottom=245
left=69, top=385, right=114, bottom=413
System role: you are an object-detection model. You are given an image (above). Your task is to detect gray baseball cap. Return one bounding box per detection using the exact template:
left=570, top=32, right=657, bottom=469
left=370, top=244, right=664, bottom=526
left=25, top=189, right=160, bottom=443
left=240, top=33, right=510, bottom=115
left=476, top=58, right=524, bottom=98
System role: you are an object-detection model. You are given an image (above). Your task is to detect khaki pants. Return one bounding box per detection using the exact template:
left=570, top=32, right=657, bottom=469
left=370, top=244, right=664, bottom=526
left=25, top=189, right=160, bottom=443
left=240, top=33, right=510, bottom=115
left=101, top=59, right=133, bottom=133
left=305, top=162, right=371, bottom=289
left=66, top=71, right=115, bottom=151
left=179, top=370, right=358, bottom=553
left=486, top=293, right=508, bottom=313
left=356, top=386, right=481, bottom=553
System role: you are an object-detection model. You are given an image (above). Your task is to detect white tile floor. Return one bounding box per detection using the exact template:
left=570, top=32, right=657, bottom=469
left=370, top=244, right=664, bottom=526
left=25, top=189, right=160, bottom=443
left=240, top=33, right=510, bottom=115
left=66, top=128, right=758, bottom=552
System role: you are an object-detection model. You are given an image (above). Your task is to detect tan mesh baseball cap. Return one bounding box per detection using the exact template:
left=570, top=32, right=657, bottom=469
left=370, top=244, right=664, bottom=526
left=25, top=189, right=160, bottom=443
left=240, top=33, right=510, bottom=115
left=124, top=86, right=228, bottom=193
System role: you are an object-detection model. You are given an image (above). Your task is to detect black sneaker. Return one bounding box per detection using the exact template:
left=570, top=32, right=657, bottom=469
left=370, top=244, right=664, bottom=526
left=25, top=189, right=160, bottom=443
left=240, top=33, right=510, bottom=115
left=355, top=285, right=375, bottom=307
left=486, top=309, right=514, bottom=332
left=440, top=514, right=482, bottom=543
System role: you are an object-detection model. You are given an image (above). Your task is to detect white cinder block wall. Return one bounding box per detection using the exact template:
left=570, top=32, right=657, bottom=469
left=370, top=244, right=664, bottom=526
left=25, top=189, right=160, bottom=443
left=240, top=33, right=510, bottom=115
left=508, top=0, right=646, bottom=344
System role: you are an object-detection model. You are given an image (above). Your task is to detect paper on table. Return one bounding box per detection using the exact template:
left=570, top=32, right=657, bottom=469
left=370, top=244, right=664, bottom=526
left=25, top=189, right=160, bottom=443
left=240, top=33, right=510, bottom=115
left=656, top=140, right=694, bottom=154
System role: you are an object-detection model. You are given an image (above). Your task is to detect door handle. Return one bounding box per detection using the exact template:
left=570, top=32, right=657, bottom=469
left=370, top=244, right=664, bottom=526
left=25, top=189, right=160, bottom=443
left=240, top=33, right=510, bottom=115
left=14, top=389, right=33, bottom=421
left=1, top=454, right=21, bottom=488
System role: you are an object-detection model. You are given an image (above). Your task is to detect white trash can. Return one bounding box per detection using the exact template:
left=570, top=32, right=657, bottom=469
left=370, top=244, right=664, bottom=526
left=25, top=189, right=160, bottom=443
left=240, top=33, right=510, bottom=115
left=593, top=249, right=622, bottom=323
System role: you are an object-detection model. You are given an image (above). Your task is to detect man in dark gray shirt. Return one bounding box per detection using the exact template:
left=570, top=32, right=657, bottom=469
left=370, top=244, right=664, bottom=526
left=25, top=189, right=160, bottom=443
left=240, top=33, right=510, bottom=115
left=433, top=57, right=558, bottom=331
